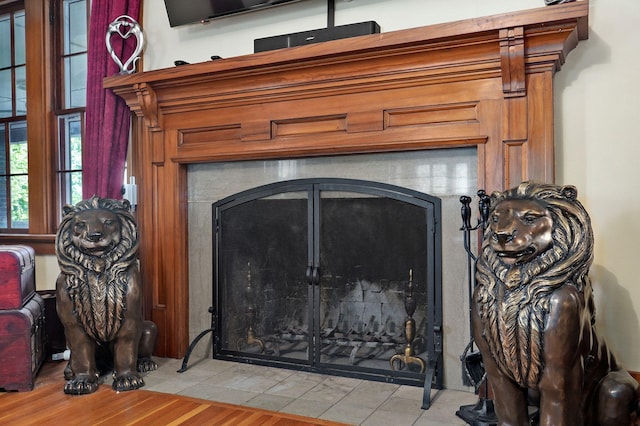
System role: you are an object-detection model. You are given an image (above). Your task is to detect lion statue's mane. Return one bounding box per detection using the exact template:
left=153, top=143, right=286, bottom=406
left=56, top=196, right=139, bottom=343
left=475, top=181, right=595, bottom=388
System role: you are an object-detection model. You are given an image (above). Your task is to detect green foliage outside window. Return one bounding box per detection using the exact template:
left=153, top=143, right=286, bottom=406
left=67, top=124, right=83, bottom=207
left=10, top=133, right=28, bottom=228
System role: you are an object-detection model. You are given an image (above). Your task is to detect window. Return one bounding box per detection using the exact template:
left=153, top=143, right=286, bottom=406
left=0, top=5, right=28, bottom=231
left=56, top=0, right=87, bottom=207
left=0, top=0, right=88, bottom=251
left=57, top=113, right=84, bottom=207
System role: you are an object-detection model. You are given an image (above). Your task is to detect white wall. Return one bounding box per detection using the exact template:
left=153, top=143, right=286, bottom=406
left=35, top=255, right=59, bottom=293
left=51, top=0, right=630, bottom=372
left=142, top=0, right=543, bottom=70
left=554, top=0, right=640, bottom=372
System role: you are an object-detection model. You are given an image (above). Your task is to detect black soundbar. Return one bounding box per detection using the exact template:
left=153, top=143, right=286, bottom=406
left=254, top=21, right=380, bottom=53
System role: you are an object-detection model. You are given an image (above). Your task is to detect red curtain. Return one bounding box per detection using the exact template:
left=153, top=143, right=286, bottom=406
left=83, top=0, right=141, bottom=199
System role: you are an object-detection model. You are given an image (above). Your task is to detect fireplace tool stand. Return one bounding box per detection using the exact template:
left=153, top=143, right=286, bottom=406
left=454, top=191, right=498, bottom=426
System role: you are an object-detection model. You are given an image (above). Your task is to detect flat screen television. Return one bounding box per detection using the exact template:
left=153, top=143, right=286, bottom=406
left=163, top=0, right=306, bottom=28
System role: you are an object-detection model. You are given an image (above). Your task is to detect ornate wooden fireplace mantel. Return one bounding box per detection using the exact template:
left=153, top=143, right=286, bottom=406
left=104, top=1, right=588, bottom=357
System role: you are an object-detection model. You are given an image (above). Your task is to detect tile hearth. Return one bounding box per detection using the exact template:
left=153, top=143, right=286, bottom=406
left=138, top=357, right=477, bottom=425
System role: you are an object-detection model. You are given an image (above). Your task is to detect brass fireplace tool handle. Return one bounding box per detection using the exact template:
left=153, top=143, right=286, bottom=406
left=390, top=269, right=426, bottom=373
left=236, top=263, right=265, bottom=353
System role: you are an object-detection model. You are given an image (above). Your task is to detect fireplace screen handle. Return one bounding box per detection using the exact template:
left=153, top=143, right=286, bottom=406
left=306, top=265, right=320, bottom=285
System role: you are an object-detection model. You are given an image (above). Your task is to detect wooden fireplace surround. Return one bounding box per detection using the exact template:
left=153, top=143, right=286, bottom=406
left=104, top=1, right=588, bottom=357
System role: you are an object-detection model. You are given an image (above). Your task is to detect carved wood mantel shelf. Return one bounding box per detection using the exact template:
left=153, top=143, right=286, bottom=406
left=104, top=1, right=588, bottom=357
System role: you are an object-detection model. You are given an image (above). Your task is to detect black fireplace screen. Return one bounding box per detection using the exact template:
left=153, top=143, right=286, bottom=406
left=212, top=178, right=442, bottom=397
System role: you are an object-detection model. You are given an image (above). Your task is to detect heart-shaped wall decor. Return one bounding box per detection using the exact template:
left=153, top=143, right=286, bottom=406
left=105, top=15, right=145, bottom=75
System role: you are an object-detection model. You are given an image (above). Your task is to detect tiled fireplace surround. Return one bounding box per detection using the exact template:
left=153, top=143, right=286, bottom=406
left=188, top=149, right=476, bottom=391
left=105, top=1, right=588, bottom=393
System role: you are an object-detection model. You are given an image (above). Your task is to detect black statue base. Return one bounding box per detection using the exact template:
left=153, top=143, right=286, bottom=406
left=456, top=398, right=498, bottom=426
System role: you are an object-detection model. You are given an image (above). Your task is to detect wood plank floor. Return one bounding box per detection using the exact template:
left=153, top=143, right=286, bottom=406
left=0, top=362, right=348, bottom=426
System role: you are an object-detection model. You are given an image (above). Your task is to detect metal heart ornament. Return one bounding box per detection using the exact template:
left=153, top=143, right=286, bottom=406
left=105, top=15, right=145, bottom=75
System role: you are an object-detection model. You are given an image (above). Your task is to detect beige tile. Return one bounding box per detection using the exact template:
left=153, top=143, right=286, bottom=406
left=351, top=380, right=399, bottom=394
left=265, top=371, right=325, bottom=397
left=376, top=395, right=425, bottom=416
left=360, top=408, right=421, bottom=426
left=202, top=366, right=256, bottom=388
left=163, top=366, right=220, bottom=383
left=145, top=379, right=196, bottom=394
left=391, top=384, right=430, bottom=401
left=183, top=358, right=236, bottom=376
left=430, top=388, right=479, bottom=408
left=320, top=401, right=374, bottom=425
left=300, top=376, right=362, bottom=404
left=178, top=382, right=259, bottom=405
left=230, top=374, right=284, bottom=393
left=337, top=382, right=396, bottom=410
left=244, top=392, right=296, bottom=412
left=281, top=398, right=335, bottom=418
left=240, top=363, right=296, bottom=382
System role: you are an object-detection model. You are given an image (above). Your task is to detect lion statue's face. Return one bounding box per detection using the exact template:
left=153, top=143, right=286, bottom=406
left=488, top=198, right=553, bottom=265
left=71, top=209, right=122, bottom=257
left=56, top=196, right=138, bottom=275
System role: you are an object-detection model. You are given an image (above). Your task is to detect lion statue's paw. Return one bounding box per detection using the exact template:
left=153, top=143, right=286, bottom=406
left=64, top=375, right=99, bottom=395
left=112, top=372, right=145, bottom=392
left=137, top=357, right=158, bottom=373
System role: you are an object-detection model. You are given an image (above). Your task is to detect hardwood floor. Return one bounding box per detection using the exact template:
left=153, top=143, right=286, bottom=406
left=0, top=362, right=347, bottom=425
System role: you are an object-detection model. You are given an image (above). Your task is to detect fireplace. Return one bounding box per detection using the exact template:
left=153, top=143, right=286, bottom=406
left=104, top=1, right=588, bottom=384
left=212, top=178, right=443, bottom=392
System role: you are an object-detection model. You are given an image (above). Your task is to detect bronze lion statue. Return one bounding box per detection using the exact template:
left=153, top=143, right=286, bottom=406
left=472, top=181, right=640, bottom=425
left=56, top=196, right=157, bottom=395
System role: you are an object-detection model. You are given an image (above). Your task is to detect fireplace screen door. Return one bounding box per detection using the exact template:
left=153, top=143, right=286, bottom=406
left=213, top=178, right=442, bottom=391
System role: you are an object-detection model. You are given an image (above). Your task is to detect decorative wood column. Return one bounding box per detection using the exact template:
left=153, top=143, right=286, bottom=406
left=104, top=1, right=588, bottom=357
